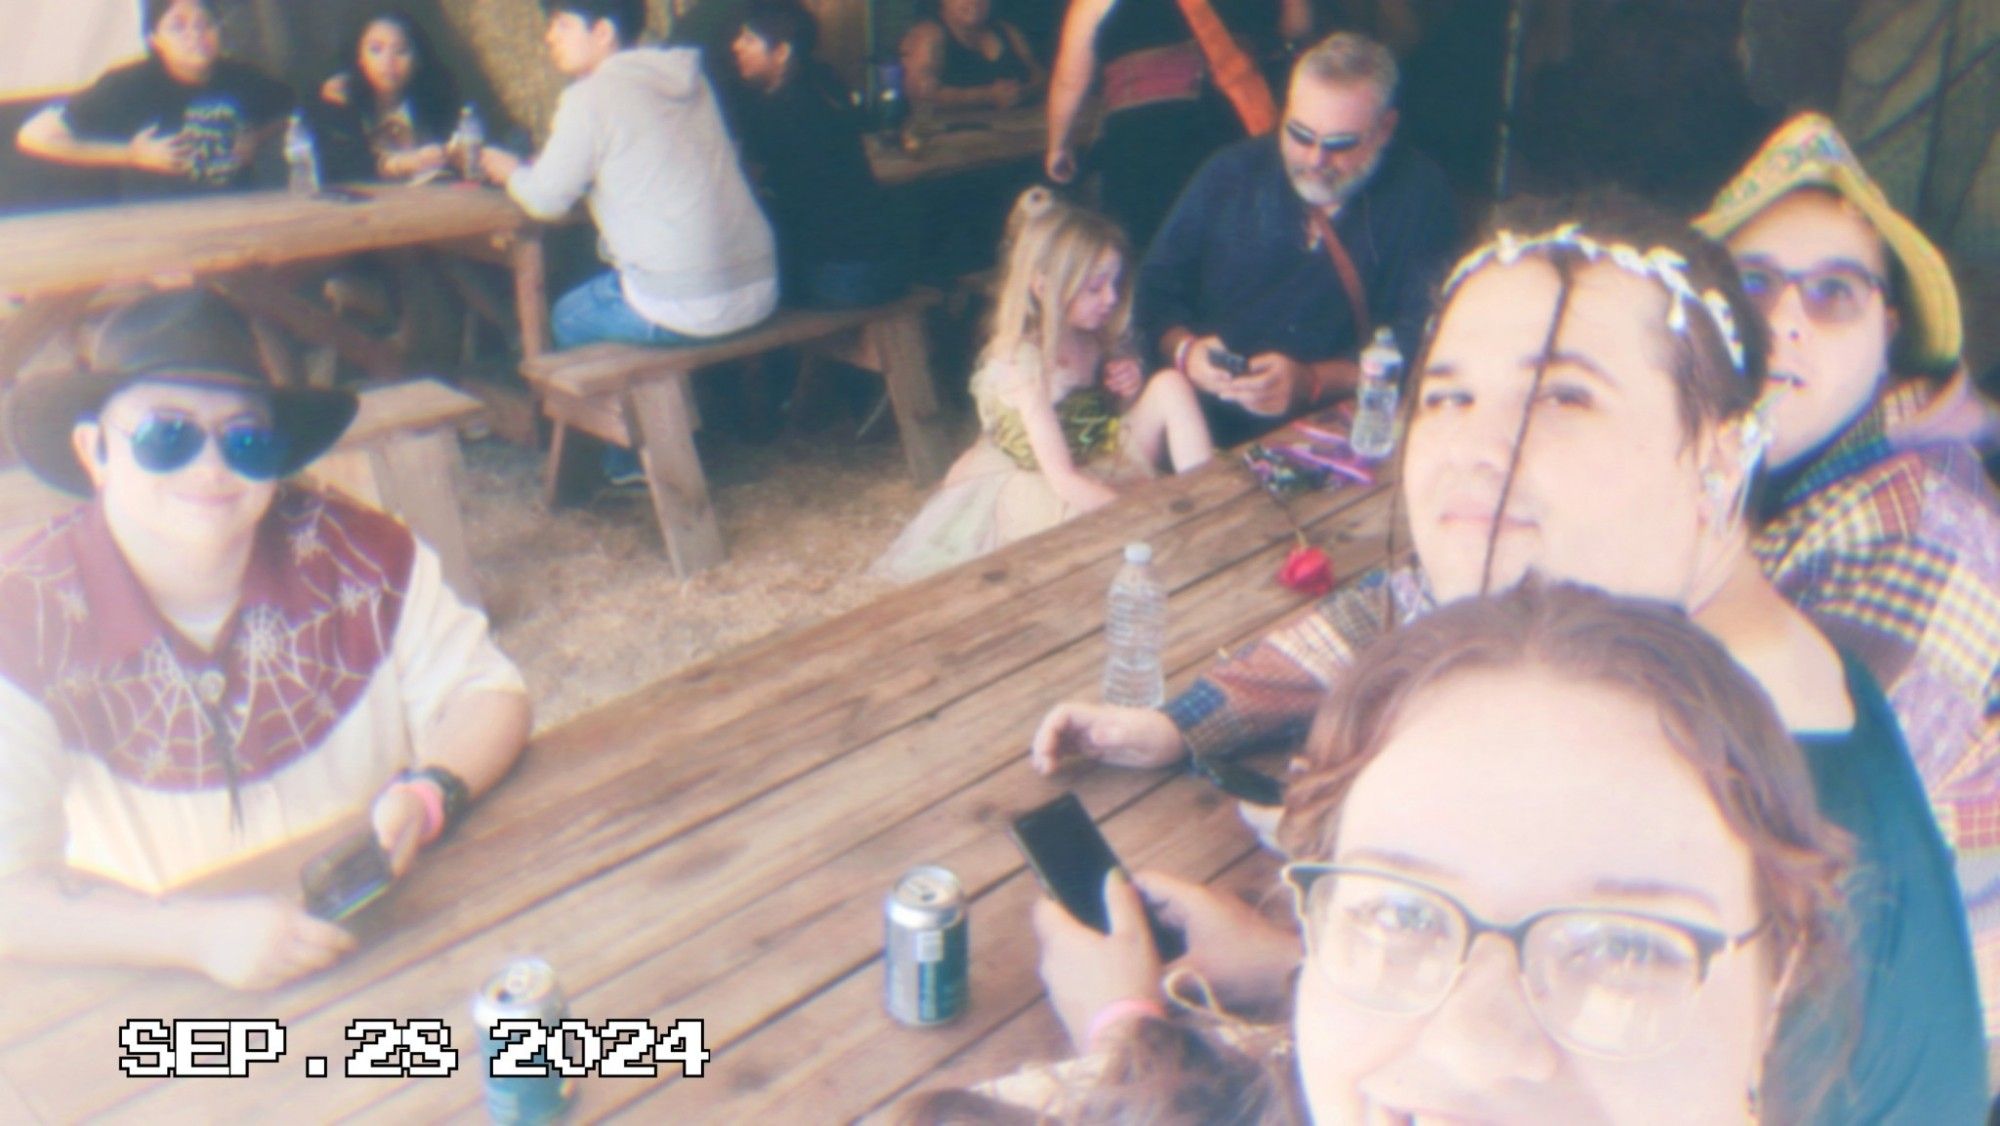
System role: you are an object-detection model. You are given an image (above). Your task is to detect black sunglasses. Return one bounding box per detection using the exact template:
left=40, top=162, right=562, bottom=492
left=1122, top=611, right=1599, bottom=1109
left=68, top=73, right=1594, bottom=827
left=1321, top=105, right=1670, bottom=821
left=105, top=411, right=289, bottom=480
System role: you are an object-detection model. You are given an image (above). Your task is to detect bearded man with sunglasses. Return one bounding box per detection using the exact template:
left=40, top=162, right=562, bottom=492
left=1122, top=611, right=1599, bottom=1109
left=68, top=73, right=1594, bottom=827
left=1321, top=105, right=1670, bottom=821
left=1134, top=31, right=1455, bottom=446
left=0, top=294, right=530, bottom=991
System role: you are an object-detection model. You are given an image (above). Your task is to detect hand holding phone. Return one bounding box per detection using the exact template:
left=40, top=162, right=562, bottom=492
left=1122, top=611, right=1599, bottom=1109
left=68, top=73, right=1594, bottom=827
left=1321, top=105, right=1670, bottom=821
left=1207, top=346, right=1249, bottom=378
left=301, top=831, right=393, bottom=921
left=1009, top=793, right=1187, bottom=961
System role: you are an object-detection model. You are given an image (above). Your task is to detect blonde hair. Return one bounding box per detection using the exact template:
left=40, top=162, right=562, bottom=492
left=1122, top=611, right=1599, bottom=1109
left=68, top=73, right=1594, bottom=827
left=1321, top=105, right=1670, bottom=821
left=983, top=188, right=1132, bottom=387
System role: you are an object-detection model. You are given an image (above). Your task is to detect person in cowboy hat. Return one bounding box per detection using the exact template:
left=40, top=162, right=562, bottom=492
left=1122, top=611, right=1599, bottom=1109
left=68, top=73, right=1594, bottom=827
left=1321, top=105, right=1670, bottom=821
left=1695, top=112, right=2000, bottom=1079
left=0, top=292, right=529, bottom=991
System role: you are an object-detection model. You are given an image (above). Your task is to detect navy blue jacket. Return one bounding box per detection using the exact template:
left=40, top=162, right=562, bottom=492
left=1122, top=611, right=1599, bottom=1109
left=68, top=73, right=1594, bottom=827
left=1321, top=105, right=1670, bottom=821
left=1135, top=132, right=1456, bottom=372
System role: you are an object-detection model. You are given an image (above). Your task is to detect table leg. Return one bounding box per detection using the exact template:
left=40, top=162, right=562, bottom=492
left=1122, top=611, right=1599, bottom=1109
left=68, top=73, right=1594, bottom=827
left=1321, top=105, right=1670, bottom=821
left=870, top=311, right=954, bottom=486
left=207, top=274, right=404, bottom=380
left=628, top=376, right=725, bottom=577
left=510, top=231, right=551, bottom=360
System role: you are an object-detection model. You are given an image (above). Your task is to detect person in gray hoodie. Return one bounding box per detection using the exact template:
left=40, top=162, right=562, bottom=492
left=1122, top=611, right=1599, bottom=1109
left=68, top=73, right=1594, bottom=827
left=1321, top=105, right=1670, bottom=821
left=481, top=0, right=779, bottom=352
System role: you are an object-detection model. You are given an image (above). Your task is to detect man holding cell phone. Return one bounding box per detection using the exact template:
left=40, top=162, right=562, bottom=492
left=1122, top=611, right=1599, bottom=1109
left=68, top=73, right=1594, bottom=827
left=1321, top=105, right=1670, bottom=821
left=1136, top=32, right=1454, bottom=446
left=0, top=293, right=530, bottom=991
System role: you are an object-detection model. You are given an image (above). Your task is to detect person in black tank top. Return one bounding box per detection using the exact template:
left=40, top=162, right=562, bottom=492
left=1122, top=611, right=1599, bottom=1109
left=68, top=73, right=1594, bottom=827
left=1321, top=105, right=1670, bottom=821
left=1045, top=0, right=1243, bottom=250
left=901, top=0, right=1046, bottom=112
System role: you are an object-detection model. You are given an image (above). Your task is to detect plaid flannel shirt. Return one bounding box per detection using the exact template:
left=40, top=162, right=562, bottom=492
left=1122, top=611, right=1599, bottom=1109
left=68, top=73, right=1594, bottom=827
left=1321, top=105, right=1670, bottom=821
left=1756, top=383, right=2000, bottom=1042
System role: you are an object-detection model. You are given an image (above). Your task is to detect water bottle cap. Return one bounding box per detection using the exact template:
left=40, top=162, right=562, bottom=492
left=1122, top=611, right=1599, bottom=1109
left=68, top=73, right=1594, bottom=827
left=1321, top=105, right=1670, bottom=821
left=1123, top=542, right=1152, bottom=564
left=1371, top=325, right=1396, bottom=346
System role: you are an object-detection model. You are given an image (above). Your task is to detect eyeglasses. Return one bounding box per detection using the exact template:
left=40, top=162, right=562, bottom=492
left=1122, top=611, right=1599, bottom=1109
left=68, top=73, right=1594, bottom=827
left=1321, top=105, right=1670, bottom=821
left=107, top=411, right=288, bottom=480
left=1283, top=120, right=1366, bottom=159
left=1282, top=864, right=1769, bottom=1058
left=1734, top=256, right=1886, bottom=326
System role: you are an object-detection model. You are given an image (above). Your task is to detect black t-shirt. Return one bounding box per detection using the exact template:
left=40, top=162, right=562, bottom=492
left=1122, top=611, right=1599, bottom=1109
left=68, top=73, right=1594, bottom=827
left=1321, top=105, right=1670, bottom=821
left=60, top=56, right=294, bottom=199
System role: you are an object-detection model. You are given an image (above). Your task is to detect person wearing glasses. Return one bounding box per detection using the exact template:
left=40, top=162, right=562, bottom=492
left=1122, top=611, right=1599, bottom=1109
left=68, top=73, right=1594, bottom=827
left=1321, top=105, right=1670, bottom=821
left=0, top=293, right=530, bottom=991
left=1133, top=32, right=1454, bottom=446
left=1696, top=113, right=2000, bottom=1080
left=1031, top=195, right=1987, bottom=1116
left=904, top=584, right=1858, bottom=1121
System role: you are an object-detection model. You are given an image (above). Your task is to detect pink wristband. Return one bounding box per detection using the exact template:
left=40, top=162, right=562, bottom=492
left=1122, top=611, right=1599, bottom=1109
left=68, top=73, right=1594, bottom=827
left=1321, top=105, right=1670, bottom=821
left=387, top=778, right=447, bottom=847
left=1086, top=996, right=1167, bottom=1052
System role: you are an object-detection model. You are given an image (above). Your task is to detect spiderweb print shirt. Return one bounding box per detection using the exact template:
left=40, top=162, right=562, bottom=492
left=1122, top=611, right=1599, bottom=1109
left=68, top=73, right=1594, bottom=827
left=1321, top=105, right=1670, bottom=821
left=0, top=490, right=524, bottom=893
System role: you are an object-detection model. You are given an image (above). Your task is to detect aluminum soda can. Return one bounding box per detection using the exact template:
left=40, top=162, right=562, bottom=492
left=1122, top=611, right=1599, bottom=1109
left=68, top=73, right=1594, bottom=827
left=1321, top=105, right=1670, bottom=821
left=884, top=865, right=969, bottom=1025
left=473, top=957, right=575, bottom=1124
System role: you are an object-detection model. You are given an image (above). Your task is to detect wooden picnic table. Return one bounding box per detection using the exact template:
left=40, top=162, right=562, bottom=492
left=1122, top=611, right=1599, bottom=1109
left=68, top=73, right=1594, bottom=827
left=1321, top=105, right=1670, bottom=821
left=0, top=451, right=1395, bottom=1121
left=0, top=182, right=549, bottom=390
left=866, top=104, right=1100, bottom=188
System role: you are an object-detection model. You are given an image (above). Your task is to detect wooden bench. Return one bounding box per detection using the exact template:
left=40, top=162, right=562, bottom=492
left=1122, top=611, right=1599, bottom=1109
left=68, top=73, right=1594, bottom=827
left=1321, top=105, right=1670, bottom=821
left=0, top=377, right=487, bottom=609
left=519, top=288, right=955, bottom=578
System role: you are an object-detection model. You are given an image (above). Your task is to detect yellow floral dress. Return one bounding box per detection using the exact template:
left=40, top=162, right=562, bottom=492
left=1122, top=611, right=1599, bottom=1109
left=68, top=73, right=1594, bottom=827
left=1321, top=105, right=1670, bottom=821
left=872, top=347, right=1155, bottom=582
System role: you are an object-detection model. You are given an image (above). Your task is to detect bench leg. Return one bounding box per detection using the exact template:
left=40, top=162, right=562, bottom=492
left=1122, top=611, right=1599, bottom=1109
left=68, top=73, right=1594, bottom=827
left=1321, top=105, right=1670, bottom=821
left=870, top=311, right=954, bottom=487
left=628, top=377, right=725, bottom=577
left=542, top=421, right=603, bottom=509
left=304, top=437, right=483, bottom=610
left=371, top=433, right=484, bottom=610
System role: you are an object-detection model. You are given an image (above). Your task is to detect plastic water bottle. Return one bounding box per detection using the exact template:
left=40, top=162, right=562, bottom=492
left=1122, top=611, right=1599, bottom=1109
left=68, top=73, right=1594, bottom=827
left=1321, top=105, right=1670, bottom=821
left=283, top=113, right=320, bottom=196
left=1350, top=326, right=1402, bottom=460
left=1102, top=543, right=1167, bottom=708
left=451, top=104, right=484, bottom=181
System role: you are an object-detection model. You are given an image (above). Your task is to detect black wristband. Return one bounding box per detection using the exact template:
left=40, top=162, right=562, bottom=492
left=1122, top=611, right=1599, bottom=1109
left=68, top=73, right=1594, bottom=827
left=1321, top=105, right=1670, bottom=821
left=399, top=765, right=471, bottom=838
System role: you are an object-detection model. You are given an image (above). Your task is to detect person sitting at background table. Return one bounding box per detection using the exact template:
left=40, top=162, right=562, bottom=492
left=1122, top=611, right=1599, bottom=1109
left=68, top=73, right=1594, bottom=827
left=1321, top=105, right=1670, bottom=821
left=900, top=0, right=1047, bottom=112
left=729, top=0, right=905, bottom=309
left=1032, top=195, right=1988, bottom=1117
left=312, top=6, right=463, bottom=184
left=480, top=0, right=775, bottom=349
left=1694, top=112, right=2000, bottom=1075
left=481, top=0, right=776, bottom=483
left=910, top=584, right=1862, bottom=1122
left=1135, top=32, right=1455, bottom=446
left=15, top=0, right=294, bottom=202
left=0, top=293, right=530, bottom=991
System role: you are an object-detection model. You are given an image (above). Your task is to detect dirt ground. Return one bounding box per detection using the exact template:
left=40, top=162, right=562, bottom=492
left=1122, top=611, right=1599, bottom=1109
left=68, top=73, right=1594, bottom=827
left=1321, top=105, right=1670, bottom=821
left=459, top=403, right=974, bottom=730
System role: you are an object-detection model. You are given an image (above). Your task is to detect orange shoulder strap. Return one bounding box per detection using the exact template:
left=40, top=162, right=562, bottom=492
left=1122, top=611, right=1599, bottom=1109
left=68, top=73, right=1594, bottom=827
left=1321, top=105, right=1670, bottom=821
left=1174, top=0, right=1279, bottom=135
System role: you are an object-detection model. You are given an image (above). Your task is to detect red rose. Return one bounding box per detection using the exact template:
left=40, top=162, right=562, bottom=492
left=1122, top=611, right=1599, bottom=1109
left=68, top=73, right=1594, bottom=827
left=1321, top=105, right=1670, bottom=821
left=1278, top=544, right=1335, bottom=597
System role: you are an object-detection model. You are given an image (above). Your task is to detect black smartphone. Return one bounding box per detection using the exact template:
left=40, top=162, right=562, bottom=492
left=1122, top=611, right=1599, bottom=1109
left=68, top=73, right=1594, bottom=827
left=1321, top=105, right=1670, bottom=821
left=1008, top=793, right=1187, bottom=961
left=1189, top=755, right=1286, bottom=807
left=1207, top=346, right=1249, bottom=378
left=301, top=831, right=393, bottom=921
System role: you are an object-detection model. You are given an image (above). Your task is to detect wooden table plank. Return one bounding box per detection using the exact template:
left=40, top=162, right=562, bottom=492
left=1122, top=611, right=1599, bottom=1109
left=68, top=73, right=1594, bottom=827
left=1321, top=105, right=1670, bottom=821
left=0, top=185, right=528, bottom=299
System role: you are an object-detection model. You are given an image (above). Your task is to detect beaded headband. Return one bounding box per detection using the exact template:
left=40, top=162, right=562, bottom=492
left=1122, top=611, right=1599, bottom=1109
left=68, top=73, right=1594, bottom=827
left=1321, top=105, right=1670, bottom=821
left=1440, top=222, right=1748, bottom=378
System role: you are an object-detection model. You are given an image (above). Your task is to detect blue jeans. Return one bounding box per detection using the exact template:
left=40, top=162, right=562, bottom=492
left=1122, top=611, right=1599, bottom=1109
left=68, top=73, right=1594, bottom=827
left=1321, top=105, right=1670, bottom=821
left=551, top=272, right=700, bottom=349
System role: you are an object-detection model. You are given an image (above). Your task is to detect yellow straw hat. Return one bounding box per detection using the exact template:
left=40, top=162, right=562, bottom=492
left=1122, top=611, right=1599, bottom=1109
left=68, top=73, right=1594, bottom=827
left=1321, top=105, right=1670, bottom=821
left=1695, top=112, right=1962, bottom=375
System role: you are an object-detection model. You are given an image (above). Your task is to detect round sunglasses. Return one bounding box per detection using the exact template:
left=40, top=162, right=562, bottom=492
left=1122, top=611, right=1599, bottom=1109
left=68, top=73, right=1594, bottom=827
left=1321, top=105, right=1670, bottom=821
left=105, top=411, right=290, bottom=480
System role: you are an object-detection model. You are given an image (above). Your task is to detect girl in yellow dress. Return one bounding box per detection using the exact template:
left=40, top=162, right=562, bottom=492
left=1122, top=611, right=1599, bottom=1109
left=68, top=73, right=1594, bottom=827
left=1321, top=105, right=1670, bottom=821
left=875, top=189, right=1213, bottom=581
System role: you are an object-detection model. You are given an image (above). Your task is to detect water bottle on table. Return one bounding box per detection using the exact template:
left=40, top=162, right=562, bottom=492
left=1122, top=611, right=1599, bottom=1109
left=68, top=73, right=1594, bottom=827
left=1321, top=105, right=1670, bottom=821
left=283, top=113, right=320, bottom=196
left=1350, top=326, right=1402, bottom=460
left=450, top=103, right=484, bottom=181
left=1102, top=543, right=1167, bottom=709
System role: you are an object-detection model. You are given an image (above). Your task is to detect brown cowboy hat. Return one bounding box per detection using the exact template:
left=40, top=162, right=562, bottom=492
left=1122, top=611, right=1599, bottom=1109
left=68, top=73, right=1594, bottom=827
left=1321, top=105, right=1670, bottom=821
left=5, top=292, right=358, bottom=497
